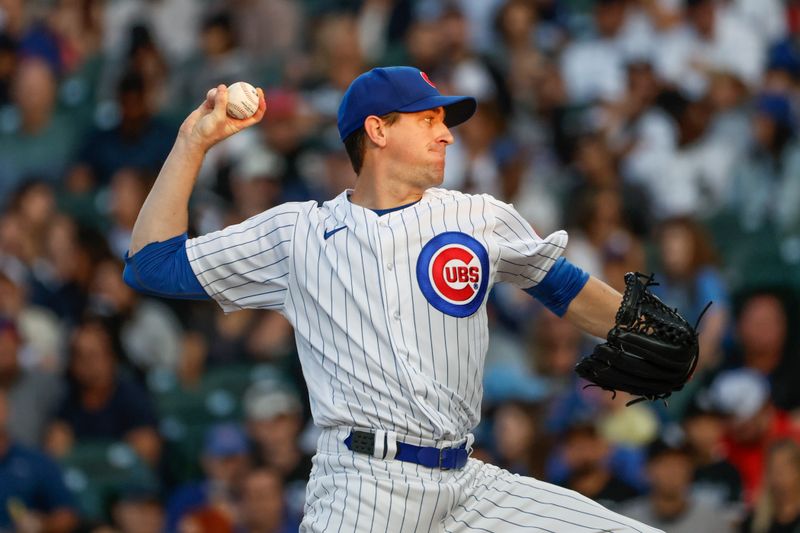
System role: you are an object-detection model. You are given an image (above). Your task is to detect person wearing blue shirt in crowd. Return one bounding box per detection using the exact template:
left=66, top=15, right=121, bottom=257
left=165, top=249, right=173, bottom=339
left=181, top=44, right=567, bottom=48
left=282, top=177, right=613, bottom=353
left=165, top=423, right=250, bottom=533
left=0, top=388, right=79, bottom=533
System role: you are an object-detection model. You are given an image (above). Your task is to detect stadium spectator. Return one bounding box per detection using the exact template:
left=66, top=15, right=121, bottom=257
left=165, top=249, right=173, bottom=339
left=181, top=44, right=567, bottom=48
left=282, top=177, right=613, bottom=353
left=0, top=388, right=79, bottom=533
left=227, top=147, right=285, bottom=223
left=709, top=369, right=800, bottom=505
left=72, top=70, right=174, bottom=188
left=0, top=317, right=63, bottom=447
left=45, top=318, right=161, bottom=465
left=182, top=307, right=267, bottom=369
left=642, top=90, right=737, bottom=219
left=230, top=0, right=303, bottom=68
left=244, top=381, right=310, bottom=517
left=726, top=0, right=786, bottom=49
left=402, top=17, right=446, bottom=76
left=705, top=70, right=752, bottom=155
left=258, top=88, right=316, bottom=200
left=728, top=92, right=800, bottom=236
left=654, top=0, right=764, bottom=98
left=763, top=36, right=800, bottom=93
left=105, top=168, right=153, bottom=259
left=45, top=0, right=104, bottom=76
left=100, top=0, right=202, bottom=67
left=166, top=423, right=249, bottom=533
left=560, top=421, right=641, bottom=509
left=180, top=9, right=255, bottom=104
left=124, top=24, right=171, bottom=116
left=621, top=438, right=731, bottom=532
left=564, top=132, right=652, bottom=238
left=739, top=439, right=800, bottom=533
left=489, top=0, right=551, bottom=81
left=726, top=291, right=800, bottom=411
left=560, top=0, right=633, bottom=105
left=237, top=468, right=301, bottom=533
left=27, top=214, right=93, bottom=325
left=566, top=187, right=645, bottom=292
left=653, top=216, right=730, bottom=374
left=89, top=256, right=184, bottom=377
left=0, top=209, right=33, bottom=278
left=303, top=11, right=367, bottom=131
left=682, top=394, right=743, bottom=509
left=7, top=181, right=58, bottom=262
left=0, top=57, right=83, bottom=201
left=613, top=60, right=677, bottom=199
left=491, top=400, right=549, bottom=479
left=529, top=308, right=585, bottom=391
left=0, top=264, right=64, bottom=373
left=108, top=483, right=165, bottom=533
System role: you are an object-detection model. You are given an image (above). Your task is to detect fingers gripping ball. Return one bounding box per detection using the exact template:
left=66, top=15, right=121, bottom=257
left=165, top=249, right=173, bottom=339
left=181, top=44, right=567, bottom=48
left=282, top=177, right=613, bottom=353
left=226, top=81, right=259, bottom=119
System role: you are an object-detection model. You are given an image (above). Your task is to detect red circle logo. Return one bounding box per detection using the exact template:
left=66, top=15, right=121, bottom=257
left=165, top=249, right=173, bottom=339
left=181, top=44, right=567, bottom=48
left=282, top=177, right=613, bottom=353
left=429, top=244, right=482, bottom=304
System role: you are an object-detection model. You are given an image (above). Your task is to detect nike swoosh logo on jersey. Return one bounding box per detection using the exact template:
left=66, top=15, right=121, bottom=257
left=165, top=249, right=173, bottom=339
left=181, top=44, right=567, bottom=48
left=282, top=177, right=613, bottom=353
left=324, top=226, right=346, bottom=240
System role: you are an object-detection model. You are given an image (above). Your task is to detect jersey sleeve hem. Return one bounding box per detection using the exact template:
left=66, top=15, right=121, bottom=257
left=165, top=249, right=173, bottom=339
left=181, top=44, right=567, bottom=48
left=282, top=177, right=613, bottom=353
left=123, top=233, right=213, bottom=301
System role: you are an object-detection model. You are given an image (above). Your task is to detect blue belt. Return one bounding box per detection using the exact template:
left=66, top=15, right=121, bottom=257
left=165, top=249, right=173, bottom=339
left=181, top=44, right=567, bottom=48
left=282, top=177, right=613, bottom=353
left=344, top=430, right=469, bottom=470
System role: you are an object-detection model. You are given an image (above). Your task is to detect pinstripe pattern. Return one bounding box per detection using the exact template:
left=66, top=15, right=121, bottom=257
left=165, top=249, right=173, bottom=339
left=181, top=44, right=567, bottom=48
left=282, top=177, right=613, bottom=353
left=185, top=189, right=660, bottom=532
left=187, top=188, right=567, bottom=440
left=301, top=428, right=662, bottom=533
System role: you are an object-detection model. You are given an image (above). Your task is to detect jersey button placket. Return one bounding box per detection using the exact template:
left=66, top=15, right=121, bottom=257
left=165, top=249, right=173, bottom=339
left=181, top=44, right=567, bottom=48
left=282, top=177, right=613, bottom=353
left=377, top=219, right=403, bottom=335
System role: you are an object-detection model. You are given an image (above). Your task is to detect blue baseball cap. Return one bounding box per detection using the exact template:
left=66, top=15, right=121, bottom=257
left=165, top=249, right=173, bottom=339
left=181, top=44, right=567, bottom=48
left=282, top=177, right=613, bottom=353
left=203, top=423, right=248, bottom=458
left=337, top=66, right=477, bottom=141
left=755, top=92, right=794, bottom=130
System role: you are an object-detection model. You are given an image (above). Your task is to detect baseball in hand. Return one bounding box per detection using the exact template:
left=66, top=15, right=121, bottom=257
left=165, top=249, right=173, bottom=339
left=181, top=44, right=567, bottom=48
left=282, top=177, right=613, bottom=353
left=226, top=81, right=259, bottom=119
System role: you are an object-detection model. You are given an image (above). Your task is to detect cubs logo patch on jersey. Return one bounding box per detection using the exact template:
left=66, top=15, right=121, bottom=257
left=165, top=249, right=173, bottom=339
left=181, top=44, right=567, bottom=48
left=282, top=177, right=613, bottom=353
left=416, top=232, right=490, bottom=318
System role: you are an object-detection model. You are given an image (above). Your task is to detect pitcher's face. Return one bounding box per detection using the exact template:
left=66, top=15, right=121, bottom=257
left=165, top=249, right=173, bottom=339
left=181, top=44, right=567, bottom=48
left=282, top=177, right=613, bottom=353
left=383, top=107, right=454, bottom=189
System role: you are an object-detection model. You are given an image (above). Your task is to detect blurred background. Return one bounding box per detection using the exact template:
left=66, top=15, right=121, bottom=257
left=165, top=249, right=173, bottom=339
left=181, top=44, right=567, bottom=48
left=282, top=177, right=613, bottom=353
left=1, top=0, right=800, bottom=532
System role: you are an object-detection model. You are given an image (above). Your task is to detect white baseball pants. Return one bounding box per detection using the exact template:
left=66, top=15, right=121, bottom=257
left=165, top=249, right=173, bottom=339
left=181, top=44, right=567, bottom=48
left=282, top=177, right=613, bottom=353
left=301, top=428, right=663, bottom=533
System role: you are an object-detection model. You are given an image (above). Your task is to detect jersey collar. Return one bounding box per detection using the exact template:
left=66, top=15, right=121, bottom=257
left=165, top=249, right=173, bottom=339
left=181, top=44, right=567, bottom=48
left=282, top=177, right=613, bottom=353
left=327, top=188, right=431, bottom=227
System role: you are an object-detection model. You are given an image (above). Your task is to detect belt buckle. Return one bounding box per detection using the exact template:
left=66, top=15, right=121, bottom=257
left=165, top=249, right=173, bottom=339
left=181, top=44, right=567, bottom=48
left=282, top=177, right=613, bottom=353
left=350, top=430, right=376, bottom=455
left=439, top=440, right=469, bottom=470
left=438, top=445, right=454, bottom=470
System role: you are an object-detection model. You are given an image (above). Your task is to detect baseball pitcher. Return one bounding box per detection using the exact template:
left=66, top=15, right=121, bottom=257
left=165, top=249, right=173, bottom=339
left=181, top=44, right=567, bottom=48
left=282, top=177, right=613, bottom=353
left=125, top=67, right=699, bottom=532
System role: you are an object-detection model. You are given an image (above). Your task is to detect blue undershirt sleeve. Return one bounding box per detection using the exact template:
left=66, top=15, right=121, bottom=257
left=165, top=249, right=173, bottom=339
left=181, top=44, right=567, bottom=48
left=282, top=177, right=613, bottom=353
left=123, top=233, right=211, bottom=300
left=524, top=257, right=589, bottom=317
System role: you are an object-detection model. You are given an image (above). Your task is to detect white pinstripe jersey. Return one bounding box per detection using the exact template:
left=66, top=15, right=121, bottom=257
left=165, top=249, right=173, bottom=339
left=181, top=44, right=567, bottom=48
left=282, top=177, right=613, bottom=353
left=186, top=188, right=568, bottom=440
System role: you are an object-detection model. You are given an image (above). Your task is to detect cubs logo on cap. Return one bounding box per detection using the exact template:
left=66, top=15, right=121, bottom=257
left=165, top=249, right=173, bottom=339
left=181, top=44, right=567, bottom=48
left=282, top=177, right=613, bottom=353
left=416, top=232, right=489, bottom=318
left=420, top=71, right=436, bottom=88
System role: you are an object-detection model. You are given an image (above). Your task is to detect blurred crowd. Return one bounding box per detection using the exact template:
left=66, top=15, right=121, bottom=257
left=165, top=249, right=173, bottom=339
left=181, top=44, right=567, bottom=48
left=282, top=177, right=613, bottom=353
left=2, top=0, right=800, bottom=532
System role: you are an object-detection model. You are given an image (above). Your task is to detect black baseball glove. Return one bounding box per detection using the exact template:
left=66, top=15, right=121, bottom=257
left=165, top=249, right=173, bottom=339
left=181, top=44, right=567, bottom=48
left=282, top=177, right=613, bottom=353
left=575, top=272, right=708, bottom=405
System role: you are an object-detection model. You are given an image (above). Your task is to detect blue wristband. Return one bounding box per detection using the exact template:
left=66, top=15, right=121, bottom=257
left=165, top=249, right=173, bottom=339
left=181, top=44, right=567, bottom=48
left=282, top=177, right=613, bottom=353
left=525, top=257, right=589, bottom=317
left=123, top=233, right=210, bottom=300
